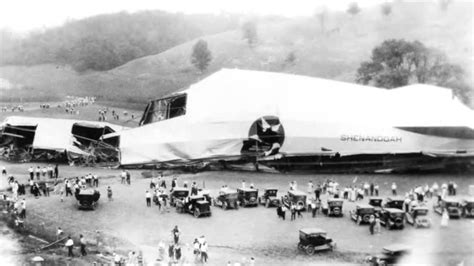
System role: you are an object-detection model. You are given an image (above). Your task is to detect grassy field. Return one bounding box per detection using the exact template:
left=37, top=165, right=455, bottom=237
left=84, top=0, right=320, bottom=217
left=0, top=1, right=472, bottom=106
left=1, top=160, right=473, bottom=265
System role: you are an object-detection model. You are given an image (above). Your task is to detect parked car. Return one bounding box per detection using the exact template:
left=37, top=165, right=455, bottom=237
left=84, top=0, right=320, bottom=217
left=197, top=189, right=212, bottom=203
left=237, top=187, right=259, bottom=207
left=405, top=206, right=431, bottom=228
left=170, top=187, right=189, bottom=207
left=433, top=197, right=462, bottom=218
left=297, top=228, right=335, bottom=255
left=365, top=244, right=411, bottom=266
left=75, top=189, right=100, bottom=210
left=384, top=196, right=405, bottom=210
left=282, top=190, right=307, bottom=210
left=380, top=208, right=405, bottom=230
left=213, top=188, right=239, bottom=210
left=179, top=195, right=211, bottom=218
left=461, top=197, right=474, bottom=218
left=321, top=198, right=344, bottom=217
left=350, top=204, right=375, bottom=225
left=368, top=197, right=383, bottom=214
left=258, top=188, right=280, bottom=208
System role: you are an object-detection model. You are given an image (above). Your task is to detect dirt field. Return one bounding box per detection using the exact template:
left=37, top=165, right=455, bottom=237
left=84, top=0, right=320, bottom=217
left=1, top=161, right=473, bottom=266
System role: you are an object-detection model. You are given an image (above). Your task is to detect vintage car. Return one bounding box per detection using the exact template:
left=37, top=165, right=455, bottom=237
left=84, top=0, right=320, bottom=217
left=297, top=228, right=335, bottom=255
left=380, top=208, right=405, bottom=230
left=197, top=189, right=212, bottom=203
left=433, top=197, right=462, bottom=218
left=237, top=187, right=259, bottom=207
left=258, top=188, right=280, bottom=208
left=405, top=206, right=431, bottom=228
left=350, top=204, right=375, bottom=225
left=462, top=197, right=474, bottom=217
left=321, top=198, right=344, bottom=217
left=282, top=190, right=307, bottom=210
left=365, top=244, right=411, bottom=266
left=75, top=189, right=100, bottom=210
left=178, top=195, right=211, bottom=218
left=383, top=196, right=405, bottom=210
left=213, top=188, right=239, bottom=210
left=169, top=187, right=190, bottom=207
left=368, top=197, right=383, bottom=214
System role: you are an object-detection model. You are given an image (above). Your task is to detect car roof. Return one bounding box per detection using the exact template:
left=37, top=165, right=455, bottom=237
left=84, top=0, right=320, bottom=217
left=328, top=198, right=343, bottom=202
left=386, top=196, right=405, bottom=201
left=300, top=228, right=327, bottom=235
left=369, top=197, right=383, bottom=200
left=289, top=190, right=307, bottom=196
left=173, top=187, right=189, bottom=192
left=413, top=206, right=429, bottom=211
left=384, top=208, right=404, bottom=213
left=199, top=189, right=210, bottom=194
left=356, top=204, right=375, bottom=209
left=264, top=188, right=278, bottom=191
left=238, top=187, right=258, bottom=192
left=383, top=244, right=411, bottom=253
left=220, top=188, right=238, bottom=193
left=196, top=200, right=208, bottom=204
left=190, top=195, right=205, bottom=200
left=463, top=197, right=474, bottom=202
left=78, top=189, right=99, bottom=195
left=444, top=197, right=462, bottom=203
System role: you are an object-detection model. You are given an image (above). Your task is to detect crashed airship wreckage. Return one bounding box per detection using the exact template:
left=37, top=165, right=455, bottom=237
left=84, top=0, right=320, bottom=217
left=103, top=69, right=474, bottom=173
left=0, top=116, right=126, bottom=166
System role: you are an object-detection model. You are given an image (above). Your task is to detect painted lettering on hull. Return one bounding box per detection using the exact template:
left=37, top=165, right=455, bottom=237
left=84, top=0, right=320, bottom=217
left=340, top=135, right=402, bottom=142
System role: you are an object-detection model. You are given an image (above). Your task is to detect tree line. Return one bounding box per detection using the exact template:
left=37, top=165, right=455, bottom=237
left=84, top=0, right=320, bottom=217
left=0, top=11, right=238, bottom=72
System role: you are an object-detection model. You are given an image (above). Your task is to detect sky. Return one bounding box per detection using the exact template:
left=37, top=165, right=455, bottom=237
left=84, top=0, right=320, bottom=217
left=0, top=0, right=385, bottom=33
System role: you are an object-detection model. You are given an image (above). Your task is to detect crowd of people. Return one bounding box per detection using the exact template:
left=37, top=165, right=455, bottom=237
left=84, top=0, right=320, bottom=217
left=98, top=107, right=136, bottom=122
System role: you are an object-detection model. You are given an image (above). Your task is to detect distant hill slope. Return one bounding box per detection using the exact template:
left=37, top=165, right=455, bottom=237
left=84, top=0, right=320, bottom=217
left=0, top=1, right=472, bottom=108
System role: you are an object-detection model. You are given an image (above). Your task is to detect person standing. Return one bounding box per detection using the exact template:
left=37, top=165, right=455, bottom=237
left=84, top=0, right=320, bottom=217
left=121, top=170, right=126, bottom=184
left=307, top=181, right=314, bottom=194
left=311, top=200, right=317, bottom=218
left=19, top=198, right=26, bottom=218
left=200, top=241, right=208, bottom=263
left=370, top=183, right=374, bottom=196
left=441, top=209, right=449, bottom=227
left=290, top=204, right=296, bottom=221
left=56, top=227, right=63, bottom=241
left=35, top=166, right=41, bottom=180
left=281, top=204, right=287, bottom=220
left=171, top=225, right=180, bottom=244
left=369, top=215, right=375, bottom=235
left=375, top=214, right=381, bottom=234
left=391, top=182, right=397, bottom=196
left=241, top=180, right=246, bottom=189
left=2, top=166, right=7, bottom=176
left=107, top=186, right=113, bottom=201
left=65, top=236, right=74, bottom=257
left=374, top=183, right=379, bottom=196
left=54, top=164, right=59, bottom=179
left=28, top=166, right=34, bottom=180
left=146, top=191, right=151, bottom=207
left=126, top=171, right=131, bottom=185
left=79, top=234, right=87, bottom=256
left=314, top=184, right=321, bottom=200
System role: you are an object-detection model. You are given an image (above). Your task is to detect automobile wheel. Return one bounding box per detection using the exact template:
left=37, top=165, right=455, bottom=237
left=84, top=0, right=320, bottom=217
left=305, top=245, right=315, bottom=255
left=265, top=200, right=270, bottom=208
left=194, top=209, right=200, bottom=218
left=298, top=243, right=304, bottom=250
left=223, top=201, right=228, bottom=210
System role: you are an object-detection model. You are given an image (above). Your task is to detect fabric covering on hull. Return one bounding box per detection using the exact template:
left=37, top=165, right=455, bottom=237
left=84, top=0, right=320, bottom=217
left=111, top=68, right=474, bottom=166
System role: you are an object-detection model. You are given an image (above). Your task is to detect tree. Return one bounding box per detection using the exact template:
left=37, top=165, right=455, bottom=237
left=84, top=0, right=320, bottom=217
left=356, top=39, right=471, bottom=104
left=347, top=2, right=361, bottom=16
left=381, top=3, right=392, bottom=16
left=242, top=20, right=258, bottom=47
left=191, top=39, right=212, bottom=73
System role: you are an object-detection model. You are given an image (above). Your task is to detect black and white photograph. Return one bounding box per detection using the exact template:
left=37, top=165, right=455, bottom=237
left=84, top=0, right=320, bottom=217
left=0, top=0, right=473, bottom=265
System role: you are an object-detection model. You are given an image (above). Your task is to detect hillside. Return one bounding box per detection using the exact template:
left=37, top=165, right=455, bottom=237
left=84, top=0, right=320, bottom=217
left=0, top=1, right=472, bottom=108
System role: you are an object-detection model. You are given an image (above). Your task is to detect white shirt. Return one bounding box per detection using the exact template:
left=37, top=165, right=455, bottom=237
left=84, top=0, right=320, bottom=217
left=65, top=239, right=74, bottom=247
left=146, top=192, right=151, bottom=198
